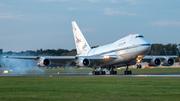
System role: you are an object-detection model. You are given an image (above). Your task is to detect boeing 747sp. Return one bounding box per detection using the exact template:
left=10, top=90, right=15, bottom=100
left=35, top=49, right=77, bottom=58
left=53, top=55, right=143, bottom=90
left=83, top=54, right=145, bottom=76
left=5, top=21, right=177, bottom=75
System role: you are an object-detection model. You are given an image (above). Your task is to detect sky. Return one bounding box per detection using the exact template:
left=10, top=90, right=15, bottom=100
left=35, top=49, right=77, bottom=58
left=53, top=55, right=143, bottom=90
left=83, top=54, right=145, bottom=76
left=0, top=0, right=180, bottom=52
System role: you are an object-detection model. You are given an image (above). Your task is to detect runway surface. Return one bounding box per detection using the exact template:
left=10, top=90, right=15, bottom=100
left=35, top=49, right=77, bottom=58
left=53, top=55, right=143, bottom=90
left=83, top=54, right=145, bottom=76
left=1, top=73, right=180, bottom=77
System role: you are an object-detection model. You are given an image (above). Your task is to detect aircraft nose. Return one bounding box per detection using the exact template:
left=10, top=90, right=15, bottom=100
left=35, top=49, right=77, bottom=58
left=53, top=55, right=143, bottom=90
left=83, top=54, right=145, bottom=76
left=136, top=38, right=151, bottom=55
left=142, top=41, right=151, bottom=54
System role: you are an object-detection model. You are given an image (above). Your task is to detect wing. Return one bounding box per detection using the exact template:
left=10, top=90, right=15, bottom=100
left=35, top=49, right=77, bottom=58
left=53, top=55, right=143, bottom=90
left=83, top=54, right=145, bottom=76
left=4, top=56, right=76, bottom=64
left=141, top=55, right=178, bottom=66
left=4, top=55, right=117, bottom=66
left=142, top=55, right=178, bottom=60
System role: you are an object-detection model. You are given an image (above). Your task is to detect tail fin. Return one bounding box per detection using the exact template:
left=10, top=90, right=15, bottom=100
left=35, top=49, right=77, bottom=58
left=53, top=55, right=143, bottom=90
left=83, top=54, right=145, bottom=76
left=72, top=21, right=91, bottom=55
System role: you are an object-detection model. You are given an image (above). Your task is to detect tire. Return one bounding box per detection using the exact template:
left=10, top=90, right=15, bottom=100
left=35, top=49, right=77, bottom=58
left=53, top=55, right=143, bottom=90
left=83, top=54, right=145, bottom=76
left=104, top=71, right=106, bottom=75
left=92, top=71, right=95, bottom=75
left=100, top=71, right=104, bottom=75
left=97, top=71, right=100, bottom=75
left=95, top=71, right=98, bottom=75
left=137, top=65, right=139, bottom=69
left=129, top=71, right=132, bottom=74
left=139, top=65, right=142, bottom=69
left=137, top=64, right=142, bottom=69
left=124, top=71, right=132, bottom=75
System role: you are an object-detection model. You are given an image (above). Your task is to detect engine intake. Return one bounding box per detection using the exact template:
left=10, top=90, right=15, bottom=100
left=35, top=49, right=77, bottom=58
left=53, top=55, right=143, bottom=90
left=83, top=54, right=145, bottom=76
left=148, top=58, right=161, bottom=66
left=37, top=58, right=51, bottom=67
left=162, top=58, right=174, bottom=66
left=78, top=58, right=94, bottom=67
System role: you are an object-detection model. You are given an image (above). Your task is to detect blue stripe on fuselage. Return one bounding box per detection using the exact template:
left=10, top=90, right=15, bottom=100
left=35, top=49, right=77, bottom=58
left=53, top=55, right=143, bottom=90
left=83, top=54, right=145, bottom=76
left=92, top=44, right=151, bottom=56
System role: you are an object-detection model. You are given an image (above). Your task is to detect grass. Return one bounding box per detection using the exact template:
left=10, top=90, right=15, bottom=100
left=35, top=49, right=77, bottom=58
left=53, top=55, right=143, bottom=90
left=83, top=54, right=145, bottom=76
left=0, top=77, right=180, bottom=101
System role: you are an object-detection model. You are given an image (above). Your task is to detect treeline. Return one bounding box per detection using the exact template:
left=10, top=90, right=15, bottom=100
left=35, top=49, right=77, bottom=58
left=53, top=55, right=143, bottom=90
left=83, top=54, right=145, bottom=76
left=2, top=44, right=180, bottom=56
left=148, top=44, right=179, bottom=56
left=3, top=49, right=77, bottom=56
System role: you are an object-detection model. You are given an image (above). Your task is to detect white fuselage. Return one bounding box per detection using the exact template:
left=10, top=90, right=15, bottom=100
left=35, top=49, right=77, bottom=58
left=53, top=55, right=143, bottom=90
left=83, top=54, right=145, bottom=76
left=86, top=34, right=151, bottom=67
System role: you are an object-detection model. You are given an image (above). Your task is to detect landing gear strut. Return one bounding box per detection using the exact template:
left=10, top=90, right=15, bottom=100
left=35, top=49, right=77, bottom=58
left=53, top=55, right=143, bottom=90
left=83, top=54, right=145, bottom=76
left=99, top=67, right=105, bottom=75
left=109, top=66, right=117, bottom=75
left=124, top=64, right=132, bottom=75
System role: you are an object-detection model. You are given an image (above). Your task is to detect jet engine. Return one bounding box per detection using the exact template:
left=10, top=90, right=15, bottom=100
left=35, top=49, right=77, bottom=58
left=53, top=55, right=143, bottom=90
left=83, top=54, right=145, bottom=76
left=37, top=58, right=51, bottom=67
left=148, top=58, right=161, bottom=66
left=162, top=58, right=174, bottom=66
left=78, top=58, right=94, bottom=67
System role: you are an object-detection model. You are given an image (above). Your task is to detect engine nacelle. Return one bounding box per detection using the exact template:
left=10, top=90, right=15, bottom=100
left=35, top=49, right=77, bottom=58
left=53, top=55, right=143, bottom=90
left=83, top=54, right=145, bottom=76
left=148, top=58, right=161, bottom=66
left=162, top=58, right=174, bottom=66
left=78, top=58, right=94, bottom=67
left=37, top=58, right=51, bottom=67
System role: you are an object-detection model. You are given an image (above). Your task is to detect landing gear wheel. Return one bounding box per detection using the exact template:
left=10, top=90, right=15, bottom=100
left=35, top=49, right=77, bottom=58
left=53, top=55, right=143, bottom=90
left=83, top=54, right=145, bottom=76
left=110, top=71, right=113, bottom=75
left=124, top=71, right=132, bottom=75
left=92, top=71, right=95, bottom=75
left=137, top=64, right=142, bottom=69
left=100, top=71, right=105, bottom=75
left=95, top=71, right=100, bottom=75
left=110, top=71, right=117, bottom=75
left=124, top=64, right=132, bottom=75
left=109, top=65, right=117, bottom=75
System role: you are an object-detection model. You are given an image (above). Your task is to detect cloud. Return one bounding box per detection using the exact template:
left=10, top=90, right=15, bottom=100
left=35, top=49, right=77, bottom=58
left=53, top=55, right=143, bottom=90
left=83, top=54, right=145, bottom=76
left=104, top=8, right=136, bottom=16
left=0, top=13, right=12, bottom=18
left=0, top=13, right=27, bottom=20
left=153, top=21, right=180, bottom=26
left=104, top=8, right=119, bottom=15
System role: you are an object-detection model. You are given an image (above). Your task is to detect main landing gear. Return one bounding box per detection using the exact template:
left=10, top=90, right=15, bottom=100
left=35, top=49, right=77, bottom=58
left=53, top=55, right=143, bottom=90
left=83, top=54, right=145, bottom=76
left=92, top=66, right=117, bottom=75
left=124, top=64, right=132, bottom=75
left=92, top=69, right=106, bottom=75
left=109, top=66, right=117, bottom=75
left=92, top=65, right=133, bottom=75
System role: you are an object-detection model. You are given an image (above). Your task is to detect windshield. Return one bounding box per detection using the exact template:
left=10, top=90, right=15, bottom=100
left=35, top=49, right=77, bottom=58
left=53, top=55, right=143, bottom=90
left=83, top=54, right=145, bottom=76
left=135, top=35, right=144, bottom=38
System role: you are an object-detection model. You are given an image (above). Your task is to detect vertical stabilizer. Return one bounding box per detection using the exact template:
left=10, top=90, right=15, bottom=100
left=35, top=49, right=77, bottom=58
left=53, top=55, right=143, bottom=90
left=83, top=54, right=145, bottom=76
left=72, top=21, right=91, bottom=55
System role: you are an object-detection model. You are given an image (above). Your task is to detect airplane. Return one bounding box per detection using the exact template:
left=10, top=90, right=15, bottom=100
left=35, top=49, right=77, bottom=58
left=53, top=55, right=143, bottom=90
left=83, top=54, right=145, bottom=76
left=4, top=21, right=178, bottom=75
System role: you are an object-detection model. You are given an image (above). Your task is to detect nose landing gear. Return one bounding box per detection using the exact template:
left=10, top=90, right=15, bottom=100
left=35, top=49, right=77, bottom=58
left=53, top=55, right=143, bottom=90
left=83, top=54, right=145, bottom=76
left=136, top=64, right=142, bottom=69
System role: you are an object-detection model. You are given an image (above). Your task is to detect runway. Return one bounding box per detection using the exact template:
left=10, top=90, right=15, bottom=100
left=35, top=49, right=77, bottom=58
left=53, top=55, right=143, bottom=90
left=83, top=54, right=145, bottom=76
left=1, top=73, right=180, bottom=77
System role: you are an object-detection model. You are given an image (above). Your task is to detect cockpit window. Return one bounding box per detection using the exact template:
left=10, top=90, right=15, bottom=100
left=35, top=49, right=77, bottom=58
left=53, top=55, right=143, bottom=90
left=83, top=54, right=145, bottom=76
left=135, top=35, right=144, bottom=38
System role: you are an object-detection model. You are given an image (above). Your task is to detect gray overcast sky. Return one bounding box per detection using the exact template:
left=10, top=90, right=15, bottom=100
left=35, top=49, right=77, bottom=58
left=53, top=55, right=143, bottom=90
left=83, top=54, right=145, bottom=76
left=0, top=0, right=180, bottom=52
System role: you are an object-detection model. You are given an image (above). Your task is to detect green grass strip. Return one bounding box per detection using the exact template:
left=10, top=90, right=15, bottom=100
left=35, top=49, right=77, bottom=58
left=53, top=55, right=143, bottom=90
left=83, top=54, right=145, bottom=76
left=0, top=77, right=179, bottom=101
